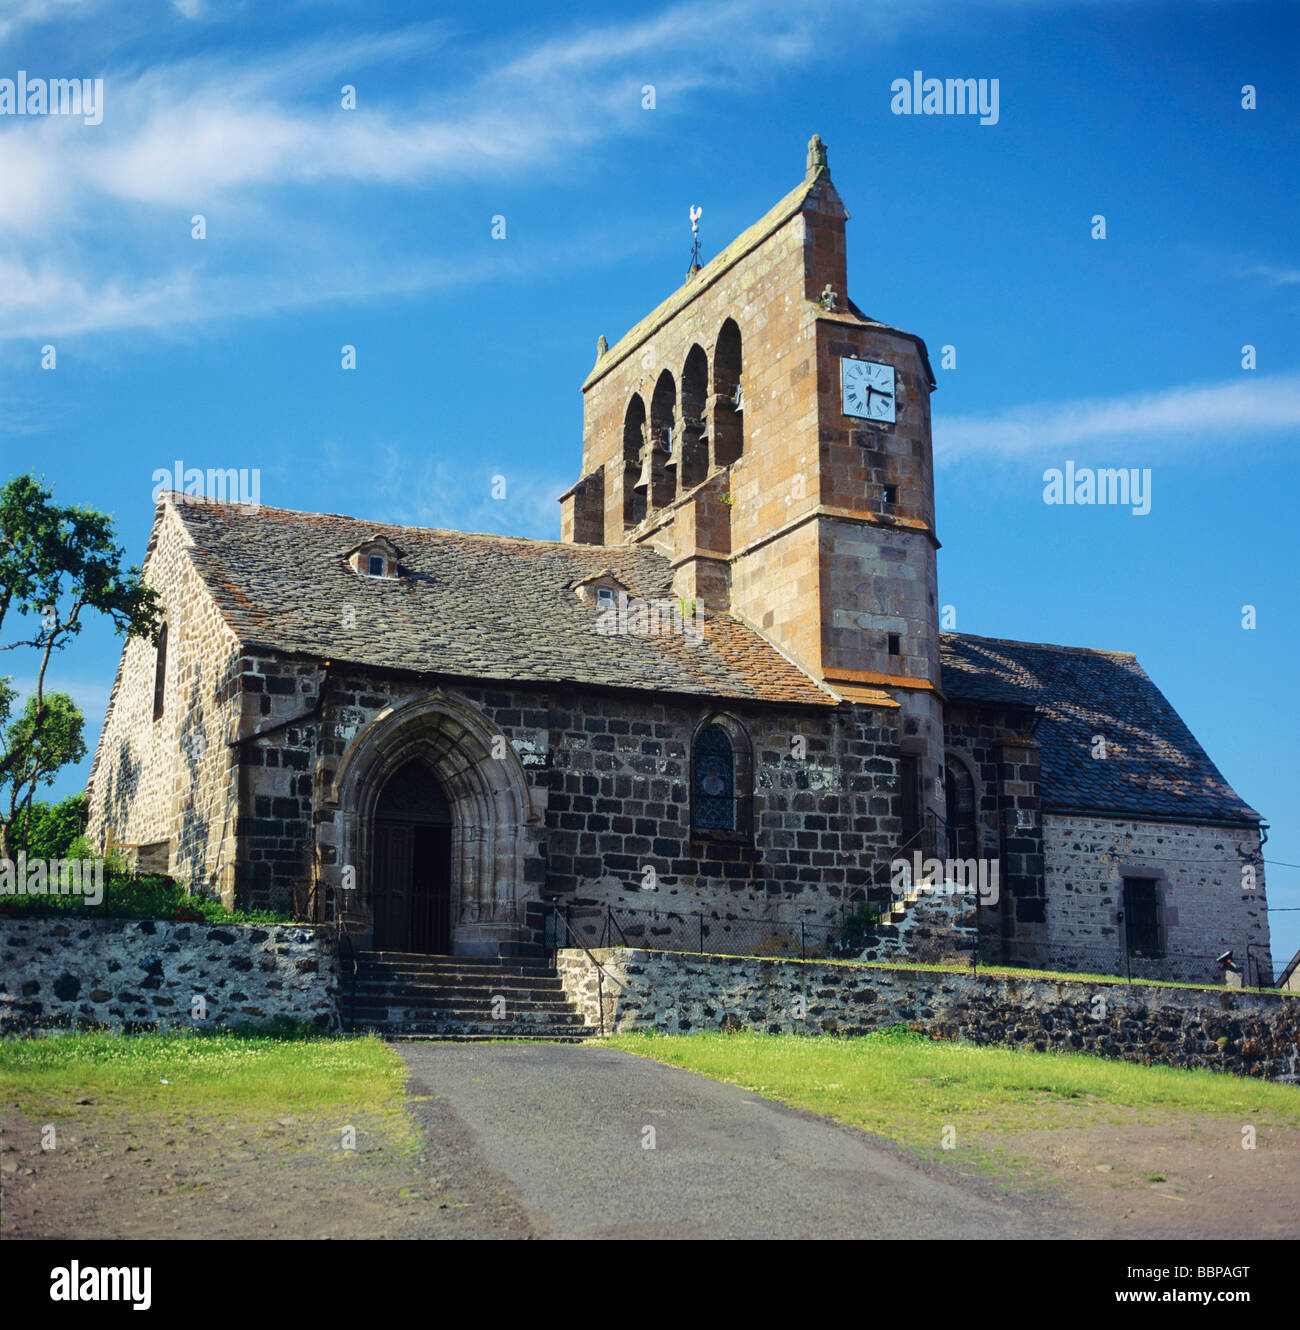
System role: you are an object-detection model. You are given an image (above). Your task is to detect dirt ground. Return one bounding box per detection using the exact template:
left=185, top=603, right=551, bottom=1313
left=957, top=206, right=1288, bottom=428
left=978, top=1107, right=1300, bottom=1239
left=0, top=1091, right=533, bottom=1240
left=3, top=1078, right=1296, bottom=1240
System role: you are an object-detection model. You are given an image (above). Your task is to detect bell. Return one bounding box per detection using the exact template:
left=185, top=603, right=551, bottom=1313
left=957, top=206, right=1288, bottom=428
left=633, top=444, right=652, bottom=491
left=664, top=425, right=680, bottom=472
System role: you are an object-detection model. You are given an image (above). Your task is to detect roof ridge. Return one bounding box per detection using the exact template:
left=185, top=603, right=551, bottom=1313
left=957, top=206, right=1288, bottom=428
left=164, top=492, right=632, bottom=553
left=942, top=629, right=1138, bottom=661
left=581, top=171, right=826, bottom=389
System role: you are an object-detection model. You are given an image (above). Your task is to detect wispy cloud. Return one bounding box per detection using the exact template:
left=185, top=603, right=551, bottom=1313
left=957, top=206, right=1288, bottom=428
left=0, top=0, right=1209, bottom=342
left=368, top=444, right=569, bottom=541
left=0, top=0, right=103, bottom=42
left=934, top=373, right=1300, bottom=464
left=1242, top=263, right=1300, bottom=288
left=0, top=5, right=828, bottom=338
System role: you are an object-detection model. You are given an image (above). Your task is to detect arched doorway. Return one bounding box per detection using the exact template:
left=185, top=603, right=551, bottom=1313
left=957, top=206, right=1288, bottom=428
left=324, top=690, right=542, bottom=956
left=371, top=759, right=453, bottom=953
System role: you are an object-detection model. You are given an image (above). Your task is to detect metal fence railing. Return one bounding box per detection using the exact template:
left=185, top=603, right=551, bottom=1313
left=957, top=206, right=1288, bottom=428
left=541, top=901, right=1278, bottom=991
left=542, top=901, right=891, bottom=962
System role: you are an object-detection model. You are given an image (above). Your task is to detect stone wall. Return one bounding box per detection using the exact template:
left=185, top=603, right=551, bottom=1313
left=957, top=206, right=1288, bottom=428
left=1043, top=814, right=1271, bottom=986
left=85, top=500, right=243, bottom=898
left=556, top=947, right=1300, bottom=1080
left=0, top=916, right=338, bottom=1033
left=219, top=660, right=907, bottom=936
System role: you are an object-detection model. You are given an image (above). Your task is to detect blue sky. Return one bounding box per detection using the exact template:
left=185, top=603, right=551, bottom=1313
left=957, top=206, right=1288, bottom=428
left=1, top=0, right=1297, bottom=963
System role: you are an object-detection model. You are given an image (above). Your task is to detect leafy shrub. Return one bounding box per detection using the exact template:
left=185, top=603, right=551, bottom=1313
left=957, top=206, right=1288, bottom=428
left=867, top=1023, right=930, bottom=1043
left=1, top=857, right=292, bottom=924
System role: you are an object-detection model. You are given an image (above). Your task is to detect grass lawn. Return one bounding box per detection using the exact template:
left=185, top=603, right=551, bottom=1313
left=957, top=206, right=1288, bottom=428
left=0, top=1025, right=408, bottom=1129
left=0, top=1027, right=503, bottom=1239
left=606, top=1027, right=1300, bottom=1159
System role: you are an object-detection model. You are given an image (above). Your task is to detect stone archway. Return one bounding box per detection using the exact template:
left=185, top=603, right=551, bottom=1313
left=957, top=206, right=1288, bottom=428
left=322, top=690, right=541, bottom=956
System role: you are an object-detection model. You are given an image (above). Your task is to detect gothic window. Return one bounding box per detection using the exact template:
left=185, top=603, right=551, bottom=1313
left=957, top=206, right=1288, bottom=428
left=693, top=724, right=735, bottom=831
left=152, top=622, right=168, bottom=722
left=944, top=754, right=979, bottom=861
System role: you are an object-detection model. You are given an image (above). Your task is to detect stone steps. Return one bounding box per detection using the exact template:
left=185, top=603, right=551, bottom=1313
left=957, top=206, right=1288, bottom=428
left=340, top=951, right=599, bottom=1041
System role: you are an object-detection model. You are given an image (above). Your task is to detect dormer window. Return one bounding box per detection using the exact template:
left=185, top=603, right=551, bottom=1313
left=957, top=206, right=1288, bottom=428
left=344, top=535, right=403, bottom=580
left=572, top=569, right=629, bottom=610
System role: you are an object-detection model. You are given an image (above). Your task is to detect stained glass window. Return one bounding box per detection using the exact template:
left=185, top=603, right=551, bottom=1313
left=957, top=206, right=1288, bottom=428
left=693, top=725, right=735, bottom=831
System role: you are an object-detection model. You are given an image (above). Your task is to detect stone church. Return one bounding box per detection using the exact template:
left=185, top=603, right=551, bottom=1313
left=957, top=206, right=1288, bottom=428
left=86, top=137, right=1271, bottom=985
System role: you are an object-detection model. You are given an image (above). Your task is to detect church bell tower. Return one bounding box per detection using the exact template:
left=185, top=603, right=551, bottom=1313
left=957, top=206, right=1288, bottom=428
left=561, top=136, right=946, bottom=850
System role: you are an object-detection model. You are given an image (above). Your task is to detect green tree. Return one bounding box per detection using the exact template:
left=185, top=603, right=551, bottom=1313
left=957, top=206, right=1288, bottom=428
left=1, top=694, right=86, bottom=853
left=0, top=476, right=162, bottom=859
left=7, top=791, right=88, bottom=861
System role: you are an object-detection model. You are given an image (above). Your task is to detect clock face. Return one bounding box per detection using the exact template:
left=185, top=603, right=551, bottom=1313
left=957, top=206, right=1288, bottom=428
left=841, top=357, right=896, bottom=423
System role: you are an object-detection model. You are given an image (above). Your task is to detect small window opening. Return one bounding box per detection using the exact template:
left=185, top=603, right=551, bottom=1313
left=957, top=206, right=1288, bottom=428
left=368, top=555, right=385, bottom=576
left=1123, top=877, right=1164, bottom=958
left=882, top=484, right=898, bottom=506
left=152, top=623, right=168, bottom=722
left=887, top=633, right=901, bottom=657
left=596, top=587, right=616, bottom=609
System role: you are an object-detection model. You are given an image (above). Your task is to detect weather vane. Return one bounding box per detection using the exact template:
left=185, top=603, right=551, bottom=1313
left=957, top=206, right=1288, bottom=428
left=688, top=204, right=703, bottom=274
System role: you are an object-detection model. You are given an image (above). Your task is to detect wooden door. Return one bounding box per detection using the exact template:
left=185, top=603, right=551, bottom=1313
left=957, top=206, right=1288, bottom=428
left=410, top=824, right=452, bottom=954
left=373, top=818, right=452, bottom=953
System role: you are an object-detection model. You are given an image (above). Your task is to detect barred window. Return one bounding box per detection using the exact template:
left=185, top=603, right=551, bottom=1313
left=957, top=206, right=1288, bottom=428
left=693, top=724, right=735, bottom=831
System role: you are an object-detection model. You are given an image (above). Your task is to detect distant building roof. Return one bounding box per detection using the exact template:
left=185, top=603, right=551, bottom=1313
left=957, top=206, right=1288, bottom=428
left=940, top=632, right=1260, bottom=825
left=163, top=496, right=836, bottom=709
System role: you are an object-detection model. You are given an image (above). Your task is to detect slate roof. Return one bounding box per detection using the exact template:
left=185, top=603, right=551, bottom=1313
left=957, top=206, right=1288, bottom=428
left=940, top=632, right=1260, bottom=824
left=164, top=497, right=835, bottom=708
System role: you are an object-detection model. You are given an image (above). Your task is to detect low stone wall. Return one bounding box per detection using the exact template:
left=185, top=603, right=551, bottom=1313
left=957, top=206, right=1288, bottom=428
left=0, top=916, right=339, bottom=1033
left=557, top=947, right=1300, bottom=1080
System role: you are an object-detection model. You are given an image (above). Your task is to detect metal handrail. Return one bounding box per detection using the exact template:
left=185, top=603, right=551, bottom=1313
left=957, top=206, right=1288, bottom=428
left=546, top=902, right=630, bottom=1038
left=334, top=890, right=359, bottom=1032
